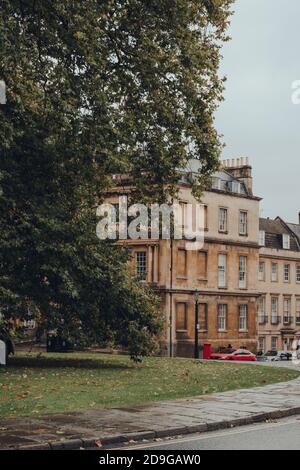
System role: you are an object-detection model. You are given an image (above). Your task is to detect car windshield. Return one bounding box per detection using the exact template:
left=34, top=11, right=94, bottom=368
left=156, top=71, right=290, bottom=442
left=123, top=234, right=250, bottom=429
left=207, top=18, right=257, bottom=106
left=234, top=349, right=251, bottom=355
left=218, top=348, right=236, bottom=354
left=264, top=350, right=277, bottom=356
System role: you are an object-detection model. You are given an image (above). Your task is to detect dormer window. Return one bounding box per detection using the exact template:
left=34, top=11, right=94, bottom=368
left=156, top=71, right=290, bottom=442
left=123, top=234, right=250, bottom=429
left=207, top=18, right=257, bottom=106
left=282, top=234, right=290, bottom=250
left=228, top=181, right=241, bottom=194
left=211, top=177, right=221, bottom=190
left=259, top=230, right=265, bottom=246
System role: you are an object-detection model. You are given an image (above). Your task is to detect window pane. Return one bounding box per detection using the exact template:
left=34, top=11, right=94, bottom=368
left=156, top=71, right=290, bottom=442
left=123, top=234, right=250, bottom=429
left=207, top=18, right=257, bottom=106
left=218, top=304, right=227, bottom=331
left=218, top=254, right=227, bottom=288
left=136, top=252, right=147, bottom=280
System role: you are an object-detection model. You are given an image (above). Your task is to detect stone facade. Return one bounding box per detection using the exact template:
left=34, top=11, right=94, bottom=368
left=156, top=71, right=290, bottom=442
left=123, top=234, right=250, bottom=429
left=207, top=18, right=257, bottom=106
left=106, top=158, right=262, bottom=357
left=258, top=217, right=300, bottom=353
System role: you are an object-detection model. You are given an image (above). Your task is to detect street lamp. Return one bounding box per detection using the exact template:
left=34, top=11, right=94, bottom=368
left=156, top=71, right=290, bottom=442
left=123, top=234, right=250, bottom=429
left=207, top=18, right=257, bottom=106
left=194, top=290, right=200, bottom=359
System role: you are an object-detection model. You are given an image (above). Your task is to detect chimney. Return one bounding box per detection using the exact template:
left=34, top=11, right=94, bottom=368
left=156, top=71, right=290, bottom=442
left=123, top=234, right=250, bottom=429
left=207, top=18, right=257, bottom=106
left=298, top=212, right=300, bottom=225
left=223, top=156, right=253, bottom=194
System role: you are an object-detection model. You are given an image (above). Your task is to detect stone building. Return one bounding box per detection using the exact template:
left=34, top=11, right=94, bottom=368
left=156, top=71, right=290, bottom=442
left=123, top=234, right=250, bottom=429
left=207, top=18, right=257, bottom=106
left=106, top=157, right=261, bottom=357
left=258, top=216, right=300, bottom=353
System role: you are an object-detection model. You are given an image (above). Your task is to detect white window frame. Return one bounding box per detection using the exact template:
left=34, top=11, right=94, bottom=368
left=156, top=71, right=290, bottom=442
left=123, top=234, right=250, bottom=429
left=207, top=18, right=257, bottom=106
left=218, top=254, right=227, bottom=288
left=218, top=304, right=227, bottom=331
left=258, top=297, right=266, bottom=323
left=296, top=265, right=300, bottom=283
left=136, top=251, right=147, bottom=280
left=259, top=230, right=265, bottom=246
left=282, top=234, right=290, bottom=250
left=258, top=337, right=265, bottom=352
left=271, top=297, right=278, bottom=324
left=239, top=211, right=247, bottom=236
left=271, top=337, right=278, bottom=351
left=218, top=208, right=228, bottom=233
left=271, top=263, right=278, bottom=282
left=258, top=261, right=265, bottom=281
left=283, top=298, right=291, bottom=323
left=296, top=299, right=300, bottom=322
left=239, top=256, right=247, bottom=289
left=284, top=264, right=290, bottom=283
left=239, top=305, right=248, bottom=331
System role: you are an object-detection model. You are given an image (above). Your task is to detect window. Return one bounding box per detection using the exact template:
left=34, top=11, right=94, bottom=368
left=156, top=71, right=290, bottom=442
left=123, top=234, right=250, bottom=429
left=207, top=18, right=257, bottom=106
left=296, top=299, right=300, bottom=323
left=211, top=177, right=221, bottom=190
left=239, top=256, right=247, bottom=288
left=239, top=211, right=247, bottom=235
left=282, top=234, right=290, bottom=250
left=297, top=265, right=300, bottom=283
left=177, top=249, right=187, bottom=278
left=136, top=251, right=147, bottom=280
left=198, top=251, right=207, bottom=280
left=258, top=337, right=265, bottom=352
left=271, top=337, right=278, bottom=351
left=284, top=264, right=290, bottom=282
left=179, top=202, right=188, bottom=230
left=218, top=304, right=227, bottom=331
left=218, top=254, right=227, bottom=288
left=176, top=303, right=187, bottom=331
left=271, top=263, right=278, bottom=282
left=258, top=261, right=265, bottom=281
left=259, top=230, right=265, bottom=246
left=239, top=305, right=248, bottom=331
left=203, top=205, right=208, bottom=231
left=258, top=297, right=266, bottom=324
left=283, top=298, right=291, bottom=323
left=199, top=304, right=208, bottom=331
left=228, top=181, right=241, bottom=194
left=271, top=297, right=279, bottom=324
left=218, top=208, right=228, bottom=233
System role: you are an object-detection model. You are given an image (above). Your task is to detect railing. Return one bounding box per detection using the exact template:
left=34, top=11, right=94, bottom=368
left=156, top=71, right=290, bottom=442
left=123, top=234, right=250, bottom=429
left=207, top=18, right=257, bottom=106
left=270, top=316, right=281, bottom=325
left=283, top=316, right=294, bottom=325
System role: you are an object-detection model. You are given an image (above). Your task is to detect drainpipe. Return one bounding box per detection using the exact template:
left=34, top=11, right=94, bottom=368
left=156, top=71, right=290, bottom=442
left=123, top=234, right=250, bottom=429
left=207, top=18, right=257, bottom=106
left=169, top=238, right=173, bottom=357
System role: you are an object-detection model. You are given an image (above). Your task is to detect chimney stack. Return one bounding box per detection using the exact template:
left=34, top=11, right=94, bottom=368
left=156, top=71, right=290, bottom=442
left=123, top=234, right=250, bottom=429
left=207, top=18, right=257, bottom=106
left=222, top=157, right=253, bottom=194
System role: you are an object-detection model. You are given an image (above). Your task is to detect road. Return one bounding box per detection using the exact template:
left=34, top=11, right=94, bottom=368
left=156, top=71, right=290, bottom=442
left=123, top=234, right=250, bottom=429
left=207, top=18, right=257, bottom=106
left=115, top=416, right=300, bottom=450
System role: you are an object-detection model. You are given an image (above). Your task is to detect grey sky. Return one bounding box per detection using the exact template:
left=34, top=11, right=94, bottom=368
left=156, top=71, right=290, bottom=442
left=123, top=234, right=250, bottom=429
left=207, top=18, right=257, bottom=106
left=215, top=0, right=300, bottom=223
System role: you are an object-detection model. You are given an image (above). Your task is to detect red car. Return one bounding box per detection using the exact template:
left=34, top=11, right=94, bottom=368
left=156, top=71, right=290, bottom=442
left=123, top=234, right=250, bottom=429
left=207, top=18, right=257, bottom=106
left=210, top=349, right=257, bottom=361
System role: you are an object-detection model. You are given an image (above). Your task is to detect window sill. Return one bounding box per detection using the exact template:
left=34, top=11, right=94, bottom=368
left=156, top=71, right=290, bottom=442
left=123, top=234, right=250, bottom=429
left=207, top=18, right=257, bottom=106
left=239, top=329, right=248, bottom=333
left=177, top=276, right=188, bottom=280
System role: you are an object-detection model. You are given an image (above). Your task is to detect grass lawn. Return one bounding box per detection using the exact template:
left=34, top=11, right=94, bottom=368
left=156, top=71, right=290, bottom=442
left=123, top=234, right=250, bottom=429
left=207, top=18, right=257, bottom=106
left=0, top=352, right=299, bottom=419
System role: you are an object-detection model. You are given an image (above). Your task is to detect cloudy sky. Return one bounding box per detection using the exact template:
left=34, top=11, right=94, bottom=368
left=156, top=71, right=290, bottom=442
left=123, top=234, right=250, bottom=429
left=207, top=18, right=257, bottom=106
left=215, top=0, right=300, bottom=223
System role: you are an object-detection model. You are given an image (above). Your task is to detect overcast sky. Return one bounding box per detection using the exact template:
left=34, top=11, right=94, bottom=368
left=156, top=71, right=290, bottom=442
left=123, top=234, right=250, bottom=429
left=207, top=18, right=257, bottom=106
left=215, top=0, right=300, bottom=223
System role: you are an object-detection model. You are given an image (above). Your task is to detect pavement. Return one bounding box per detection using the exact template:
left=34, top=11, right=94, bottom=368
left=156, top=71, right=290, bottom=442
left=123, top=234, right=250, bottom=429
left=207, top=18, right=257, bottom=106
left=1, top=373, right=300, bottom=450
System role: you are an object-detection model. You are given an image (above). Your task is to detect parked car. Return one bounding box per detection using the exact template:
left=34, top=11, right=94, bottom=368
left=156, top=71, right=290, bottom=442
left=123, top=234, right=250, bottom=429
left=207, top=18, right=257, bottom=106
left=0, top=326, right=15, bottom=362
left=261, top=350, right=293, bottom=361
left=210, top=349, right=257, bottom=361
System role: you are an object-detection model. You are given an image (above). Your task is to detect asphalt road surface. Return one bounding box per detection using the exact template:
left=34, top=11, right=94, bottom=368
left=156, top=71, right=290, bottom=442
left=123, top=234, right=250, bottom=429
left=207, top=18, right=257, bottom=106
left=117, top=416, right=300, bottom=450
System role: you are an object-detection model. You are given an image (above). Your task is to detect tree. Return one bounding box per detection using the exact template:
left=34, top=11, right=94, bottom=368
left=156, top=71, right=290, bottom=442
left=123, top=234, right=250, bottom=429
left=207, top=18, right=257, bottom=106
left=0, top=0, right=233, bottom=357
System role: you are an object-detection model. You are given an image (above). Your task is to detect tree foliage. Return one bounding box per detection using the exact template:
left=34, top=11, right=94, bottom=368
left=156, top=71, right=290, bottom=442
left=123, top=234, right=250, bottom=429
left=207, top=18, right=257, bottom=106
left=0, top=0, right=233, bottom=358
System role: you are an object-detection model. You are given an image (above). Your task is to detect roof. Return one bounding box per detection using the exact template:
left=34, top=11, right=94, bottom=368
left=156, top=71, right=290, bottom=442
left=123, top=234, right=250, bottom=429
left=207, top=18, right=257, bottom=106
left=259, top=218, right=299, bottom=251
left=286, top=223, right=300, bottom=244
left=182, top=159, right=260, bottom=199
